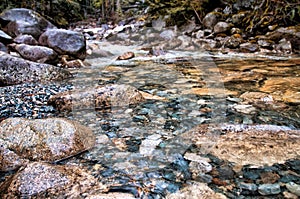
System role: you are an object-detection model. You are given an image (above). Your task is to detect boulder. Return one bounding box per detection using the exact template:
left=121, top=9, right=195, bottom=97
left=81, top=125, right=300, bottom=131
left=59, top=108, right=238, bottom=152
left=0, top=117, right=95, bottom=171
left=48, top=84, right=145, bottom=112
left=0, top=162, right=106, bottom=198
left=8, top=43, right=58, bottom=63
left=39, top=29, right=87, bottom=60
left=0, top=8, right=56, bottom=39
left=202, top=12, right=222, bottom=30
left=213, top=22, right=232, bottom=34
left=0, top=52, right=72, bottom=86
left=13, top=34, right=39, bottom=45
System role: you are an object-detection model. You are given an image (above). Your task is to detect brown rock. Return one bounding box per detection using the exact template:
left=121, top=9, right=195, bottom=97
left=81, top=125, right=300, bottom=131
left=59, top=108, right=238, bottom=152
left=166, top=182, right=226, bottom=199
left=0, top=118, right=95, bottom=171
left=182, top=124, right=300, bottom=167
left=117, top=51, right=135, bottom=60
left=48, top=84, right=145, bottom=112
left=259, top=77, right=300, bottom=104
left=0, top=162, right=107, bottom=198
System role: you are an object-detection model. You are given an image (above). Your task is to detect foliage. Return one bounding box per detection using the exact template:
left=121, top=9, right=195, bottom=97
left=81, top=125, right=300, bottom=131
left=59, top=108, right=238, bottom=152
left=237, top=0, right=300, bottom=33
left=146, top=0, right=220, bottom=26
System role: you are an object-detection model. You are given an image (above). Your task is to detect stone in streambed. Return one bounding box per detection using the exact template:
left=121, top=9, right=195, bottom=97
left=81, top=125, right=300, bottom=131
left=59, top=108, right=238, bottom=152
left=258, top=183, right=281, bottom=195
left=48, top=84, right=145, bottom=112
left=183, top=124, right=300, bottom=167
left=0, top=117, right=95, bottom=171
left=0, top=162, right=106, bottom=198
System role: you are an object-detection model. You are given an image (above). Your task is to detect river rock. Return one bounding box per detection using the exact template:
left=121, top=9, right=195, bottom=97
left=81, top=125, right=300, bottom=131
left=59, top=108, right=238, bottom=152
left=286, top=182, right=300, bottom=196
left=224, top=33, right=243, bottom=48
left=0, top=162, right=106, bottom=198
left=0, top=8, right=56, bottom=39
left=259, top=77, right=300, bottom=104
left=214, top=22, right=232, bottom=34
left=202, top=12, right=222, bottom=30
left=0, top=52, right=72, bottom=86
left=265, top=25, right=300, bottom=52
left=13, top=34, right=39, bottom=45
left=239, top=42, right=259, bottom=53
left=275, top=38, right=292, bottom=54
left=0, top=117, right=95, bottom=171
left=39, top=29, right=87, bottom=60
left=8, top=43, right=58, bottom=63
left=166, top=182, right=226, bottom=199
left=258, top=183, right=281, bottom=195
left=182, top=124, right=300, bottom=167
left=48, top=84, right=145, bottom=112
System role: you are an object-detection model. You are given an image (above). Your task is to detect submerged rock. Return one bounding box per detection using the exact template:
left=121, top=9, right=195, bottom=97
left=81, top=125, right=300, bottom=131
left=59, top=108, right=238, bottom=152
left=183, top=124, right=300, bottom=167
left=0, top=162, right=106, bottom=198
left=48, top=84, right=145, bottom=112
left=0, top=52, right=72, bottom=86
left=259, top=77, right=300, bottom=104
left=0, top=117, right=95, bottom=171
left=166, top=181, right=226, bottom=199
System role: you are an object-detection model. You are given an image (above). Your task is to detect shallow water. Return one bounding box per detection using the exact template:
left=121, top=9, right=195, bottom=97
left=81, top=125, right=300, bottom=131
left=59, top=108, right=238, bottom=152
left=64, top=47, right=300, bottom=177
left=1, top=45, right=300, bottom=197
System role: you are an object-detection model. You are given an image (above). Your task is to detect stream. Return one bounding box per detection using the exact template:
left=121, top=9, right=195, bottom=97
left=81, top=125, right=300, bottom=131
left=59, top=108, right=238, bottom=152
left=62, top=43, right=300, bottom=197
left=1, top=41, right=300, bottom=198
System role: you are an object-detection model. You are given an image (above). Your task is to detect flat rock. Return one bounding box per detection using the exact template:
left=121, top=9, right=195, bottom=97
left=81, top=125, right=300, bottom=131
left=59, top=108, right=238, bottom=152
left=0, top=162, right=106, bottom=198
left=183, top=124, right=300, bottom=167
left=48, top=84, right=145, bottom=112
left=259, top=77, right=300, bottom=104
left=0, top=52, right=72, bottom=86
left=0, top=117, right=95, bottom=171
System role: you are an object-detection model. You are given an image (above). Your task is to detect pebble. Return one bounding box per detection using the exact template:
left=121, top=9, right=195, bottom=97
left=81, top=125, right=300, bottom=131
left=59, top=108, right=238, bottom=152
left=258, top=183, right=281, bottom=195
left=239, top=182, right=258, bottom=194
left=0, top=83, right=73, bottom=119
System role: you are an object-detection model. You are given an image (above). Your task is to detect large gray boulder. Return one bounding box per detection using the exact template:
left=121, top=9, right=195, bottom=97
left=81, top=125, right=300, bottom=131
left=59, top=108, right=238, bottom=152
left=39, top=29, right=87, bottom=60
left=0, top=118, right=95, bottom=171
left=0, top=8, right=56, bottom=39
left=0, top=52, right=72, bottom=86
